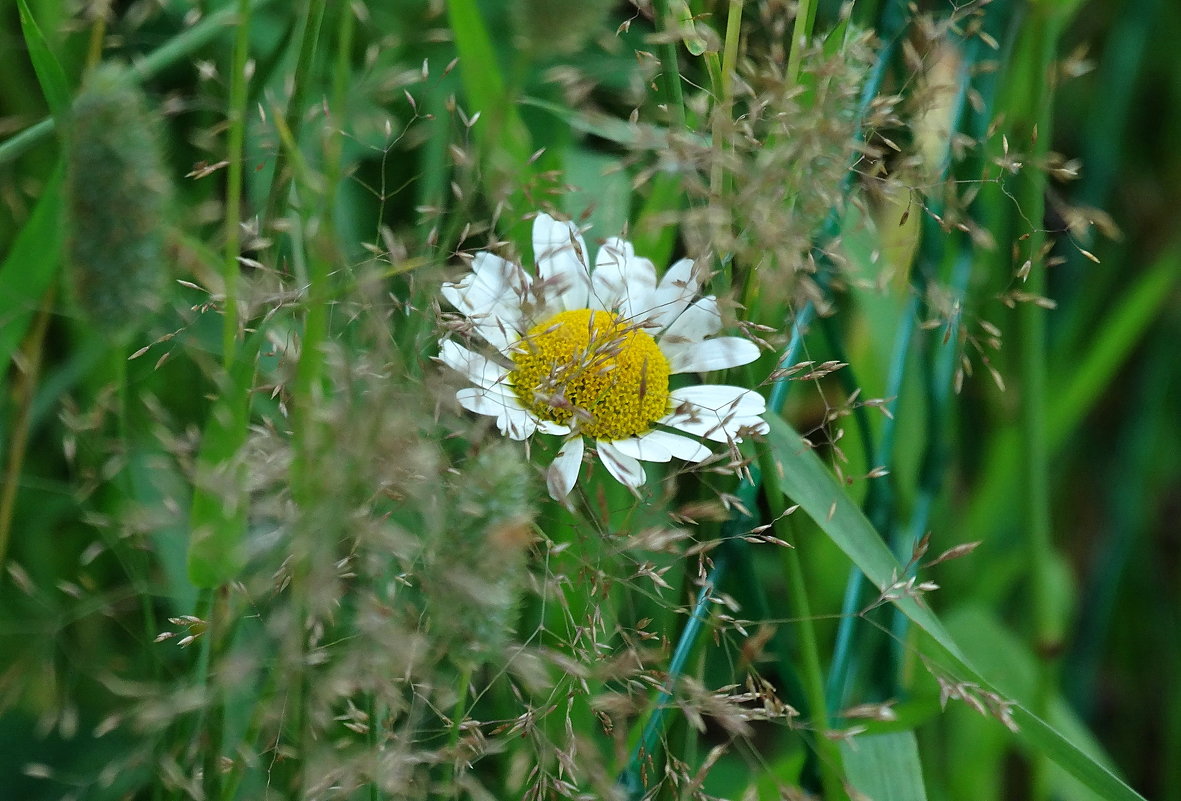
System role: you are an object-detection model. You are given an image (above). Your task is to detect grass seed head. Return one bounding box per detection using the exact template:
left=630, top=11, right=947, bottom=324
left=65, top=63, right=173, bottom=340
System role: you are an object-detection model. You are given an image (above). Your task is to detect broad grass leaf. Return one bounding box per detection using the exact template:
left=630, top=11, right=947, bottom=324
left=16, top=0, right=70, bottom=120
left=0, top=166, right=63, bottom=390
left=764, top=414, right=1147, bottom=801
left=841, top=730, right=928, bottom=801
left=945, top=605, right=1119, bottom=801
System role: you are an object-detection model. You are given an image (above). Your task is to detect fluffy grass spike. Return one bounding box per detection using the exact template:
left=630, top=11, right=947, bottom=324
left=65, top=63, right=172, bottom=340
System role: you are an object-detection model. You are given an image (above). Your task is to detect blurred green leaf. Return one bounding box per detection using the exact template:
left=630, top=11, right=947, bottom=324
left=521, top=96, right=704, bottom=149
left=16, top=0, right=70, bottom=120
left=963, top=243, right=1181, bottom=544
left=0, top=166, right=62, bottom=394
left=841, top=730, right=928, bottom=801
left=562, top=147, right=630, bottom=245
left=186, top=336, right=262, bottom=589
left=448, top=0, right=533, bottom=222
left=764, top=414, right=1146, bottom=801
left=130, top=443, right=198, bottom=613
left=1049, top=245, right=1180, bottom=445
left=945, top=605, right=1118, bottom=801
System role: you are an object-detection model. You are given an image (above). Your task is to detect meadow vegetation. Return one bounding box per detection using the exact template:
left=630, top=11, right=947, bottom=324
left=1, top=0, right=1178, bottom=799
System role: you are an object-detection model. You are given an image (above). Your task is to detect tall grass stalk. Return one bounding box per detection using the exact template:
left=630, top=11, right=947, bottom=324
left=261, top=0, right=328, bottom=235
left=652, top=0, right=687, bottom=127
left=0, top=298, right=53, bottom=575
left=221, top=0, right=253, bottom=367
left=757, top=445, right=846, bottom=801
left=1012, top=7, right=1065, bottom=799
left=785, top=0, right=819, bottom=87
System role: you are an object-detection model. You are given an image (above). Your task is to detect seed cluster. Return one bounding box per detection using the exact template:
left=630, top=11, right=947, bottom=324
left=509, top=309, right=671, bottom=440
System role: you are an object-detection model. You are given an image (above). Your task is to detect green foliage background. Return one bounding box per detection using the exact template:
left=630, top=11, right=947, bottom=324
left=0, top=0, right=1178, bottom=800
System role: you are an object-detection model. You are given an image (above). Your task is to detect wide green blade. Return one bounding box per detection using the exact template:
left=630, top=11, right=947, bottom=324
left=764, top=415, right=1146, bottom=801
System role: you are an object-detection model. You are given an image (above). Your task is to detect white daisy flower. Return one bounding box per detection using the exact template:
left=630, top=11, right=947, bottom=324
left=439, top=212, right=769, bottom=500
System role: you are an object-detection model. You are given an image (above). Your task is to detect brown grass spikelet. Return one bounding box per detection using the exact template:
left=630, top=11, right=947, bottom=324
left=659, top=30, right=883, bottom=312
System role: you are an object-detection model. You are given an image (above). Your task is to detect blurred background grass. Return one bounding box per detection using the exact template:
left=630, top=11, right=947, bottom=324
left=1, top=0, right=1179, bottom=799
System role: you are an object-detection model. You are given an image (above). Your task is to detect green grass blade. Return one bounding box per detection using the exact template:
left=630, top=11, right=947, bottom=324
left=963, top=243, right=1180, bottom=543
left=447, top=0, right=531, bottom=166
left=945, top=605, right=1117, bottom=801
left=519, top=96, right=696, bottom=148
left=1048, top=245, right=1180, bottom=446
left=841, top=731, right=928, bottom=801
left=447, top=0, right=535, bottom=238
left=186, top=334, right=262, bottom=588
left=0, top=0, right=274, bottom=166
left=16, top=0, right=70, bottom=119
left=764, top=415, right=1147, bottom=801
left=0, top=165, right=63, bottom=388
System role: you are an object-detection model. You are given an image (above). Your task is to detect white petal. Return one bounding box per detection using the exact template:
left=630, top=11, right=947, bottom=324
left=596, top=440, right=646, bottom=487
left=438, top=340, right=508, bottom=389
left=588, top=237, right=629, bottom=311
left=456, top=387, right=537, bottom=441
left=499, top=412, right=544, bottom=441
left=663, top=386, right=768, bottom=443
left=663, top=414, right=761, bottom=444
left=546, top=437, right=584, bottom=500
left=464, top=253, right=526, bottom=310
left=671, top=384, right=767, bottom=414
left=591, top=237, right=657, bottom=321
left=442, top=253, right=526, bottom=318
left=533, top=213, right=591, bottom=311
left=456, top=384, right=518, bottom=413
left=536, top=420, right=572, bottom=436
left=637, top=428, right=713, bottom=463
left=664, top=337, right=761, bottom=374
left=608, top=434, right=673, bottom=463
left=442, top=252, right=530, bottom=351
left=648, top=258, right=700, bottom=328
left=660, top=296, right=722, bottom=343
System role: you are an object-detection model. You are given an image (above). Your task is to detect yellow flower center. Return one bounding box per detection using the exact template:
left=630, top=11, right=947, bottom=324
left=509, top=309, right=671, bottom=440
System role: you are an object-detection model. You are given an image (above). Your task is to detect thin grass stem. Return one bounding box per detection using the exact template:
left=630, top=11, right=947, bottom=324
left=825, top=294, right=917, bottom=710
left=757, top=442, right=846, bottom=801
left=85, top=13, right=106, bottom=69
left=708, top=0, right=743, bottom=266
left=261, top=0, right=327, bottom=238
left=1012, top=10, right=1065, bottom=800
left=785, top=0, right=819, bottom=88
left=652, top=0, right=687, bottom=128
left=221, top=0, right=252, bottom=367
left=447, top=664, right=474, bottom=798
left=622, top=546, right=730, bottom=798
left=0, top=295, right=53, bottom=578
